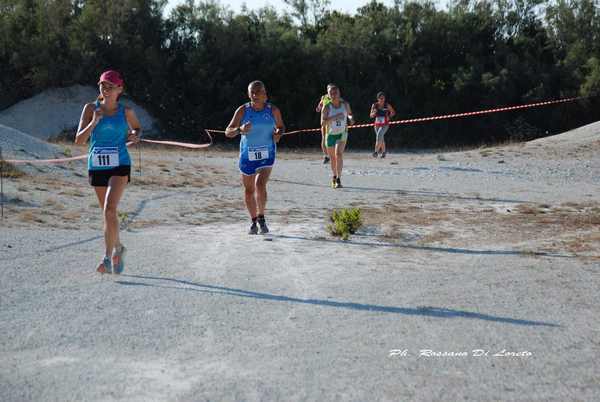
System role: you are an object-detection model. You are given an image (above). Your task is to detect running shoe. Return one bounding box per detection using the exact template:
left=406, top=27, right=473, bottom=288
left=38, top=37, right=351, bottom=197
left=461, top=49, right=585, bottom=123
left=323, top=156, right=330, bottom=164
left=112, top=245, right=127, bottom=274
left=258, top=216, right=269, bottom=234
left=331, top=178, right=337, bottom=188
left=381, top=152, right=386, bottom=158
left=97, top=256, right=112, bottom=274
left=372, top=152, right=378, bottom=158
left=249, top=221, right=259, bottom=235
left=336, top=178, right=343, bottom=188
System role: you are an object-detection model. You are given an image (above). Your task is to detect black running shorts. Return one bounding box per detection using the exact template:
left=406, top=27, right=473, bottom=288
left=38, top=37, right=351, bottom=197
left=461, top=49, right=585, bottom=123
left=88, top=166, right=131, bottom=187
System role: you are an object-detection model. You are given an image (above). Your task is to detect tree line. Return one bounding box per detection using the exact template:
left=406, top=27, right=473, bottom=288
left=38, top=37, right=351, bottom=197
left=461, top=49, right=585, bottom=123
left=1, top=0, right=599, bottom=149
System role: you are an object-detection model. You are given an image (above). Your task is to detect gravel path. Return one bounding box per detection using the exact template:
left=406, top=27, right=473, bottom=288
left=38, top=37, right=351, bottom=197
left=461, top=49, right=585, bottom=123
left=1, top=123, right=599, bottom=402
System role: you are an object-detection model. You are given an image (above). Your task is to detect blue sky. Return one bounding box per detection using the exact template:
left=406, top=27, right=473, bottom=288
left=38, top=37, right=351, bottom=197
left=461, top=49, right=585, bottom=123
left=166, top=0, right=449, bottom=15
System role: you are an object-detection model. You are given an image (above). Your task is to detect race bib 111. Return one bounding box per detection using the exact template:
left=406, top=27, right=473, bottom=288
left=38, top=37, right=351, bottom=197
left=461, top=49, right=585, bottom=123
left=91, top=147, right=119, bottom=168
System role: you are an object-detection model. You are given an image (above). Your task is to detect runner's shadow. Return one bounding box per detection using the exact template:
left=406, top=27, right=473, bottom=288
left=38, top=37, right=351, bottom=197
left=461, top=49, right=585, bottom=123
left=0, top=234, right=104, bottom=262
left=116, top=274, right=559, bottom=327
left=127, top=192, right=184, bottom=222
left=29, top=193, right=179, bottom=253
left=270, top=234, right=572, bottom=258
left=14, top=194, right=178, bottom=256
left=271, top=179, right=528, bottom=204
left=43, top=235, right=104, bottom=253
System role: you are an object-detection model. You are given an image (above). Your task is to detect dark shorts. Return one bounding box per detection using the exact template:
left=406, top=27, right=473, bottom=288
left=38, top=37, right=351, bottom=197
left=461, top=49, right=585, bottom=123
left=88, top=166, right=131, bottom=187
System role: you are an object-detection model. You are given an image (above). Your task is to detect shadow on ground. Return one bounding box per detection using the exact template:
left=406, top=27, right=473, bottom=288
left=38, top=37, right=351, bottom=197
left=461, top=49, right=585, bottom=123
left=116, top=274, right=560, bottom=327
left=270, top=233, right=573, bottom=258
left=271, top=179, right=530, bottom=204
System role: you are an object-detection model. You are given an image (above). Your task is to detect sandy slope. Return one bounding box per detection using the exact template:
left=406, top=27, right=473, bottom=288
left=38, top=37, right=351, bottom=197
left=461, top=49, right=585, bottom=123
left=0, top=124, right=63, bottom=160
left=1, top=123, right=599, bottom=401
left=0, top=85, right=157, bottom=140
left=530, top=120, right=600, bottom=147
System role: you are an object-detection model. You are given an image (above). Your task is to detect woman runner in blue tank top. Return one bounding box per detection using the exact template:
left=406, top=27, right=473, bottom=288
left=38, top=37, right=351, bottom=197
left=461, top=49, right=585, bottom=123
left=75, top=70, right=141, bottom=274
left=225, top=81, right=285, bottom=235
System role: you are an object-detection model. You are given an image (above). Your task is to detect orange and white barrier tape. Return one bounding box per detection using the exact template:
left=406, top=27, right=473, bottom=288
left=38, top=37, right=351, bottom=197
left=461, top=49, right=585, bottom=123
left=4, top=154, right=88, bottom=165
left=3, top=131, right=213, bottom=165
left=0, top=96, right=586, bottom=165
left=137, top=129, right=213, bottom=149
left=391, top=96, right=582, bottom=127
left=281, top=95, right=585, bottom=135
left=140, top=139, right=211, bottom=149
left=205, top=129, right=226, bottom=135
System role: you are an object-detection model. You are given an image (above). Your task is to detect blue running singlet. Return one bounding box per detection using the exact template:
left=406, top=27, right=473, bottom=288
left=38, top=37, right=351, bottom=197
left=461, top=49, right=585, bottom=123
left=239, top=102, right=276, bottom=175
left=88, top=101, right=131, bottom=171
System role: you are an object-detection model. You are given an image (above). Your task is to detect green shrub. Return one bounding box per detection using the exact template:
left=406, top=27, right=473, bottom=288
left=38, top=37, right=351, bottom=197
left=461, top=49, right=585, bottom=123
left=328, top=208, right=363, bottom=240
left=118, top=211, right=130, bottom=229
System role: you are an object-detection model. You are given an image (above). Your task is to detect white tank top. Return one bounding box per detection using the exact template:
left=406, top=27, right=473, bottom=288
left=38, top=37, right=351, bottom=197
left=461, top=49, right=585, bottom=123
left=327, top=102, right=348, bottom=135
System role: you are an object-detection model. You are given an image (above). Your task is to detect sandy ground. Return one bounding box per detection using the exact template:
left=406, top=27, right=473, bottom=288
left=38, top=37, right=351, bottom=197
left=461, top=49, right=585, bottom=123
left=1, top=124, right=600, bottom=401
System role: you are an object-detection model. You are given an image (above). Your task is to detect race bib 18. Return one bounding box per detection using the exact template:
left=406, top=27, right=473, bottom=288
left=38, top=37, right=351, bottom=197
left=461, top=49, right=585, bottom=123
left=91, top=147, right=119, bottom=168
left=248, top=147, right=269, bottom=161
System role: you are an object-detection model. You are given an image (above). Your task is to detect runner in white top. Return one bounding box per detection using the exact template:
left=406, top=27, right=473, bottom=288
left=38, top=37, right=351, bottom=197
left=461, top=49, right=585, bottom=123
left=321, top=84, right=354, bottom=189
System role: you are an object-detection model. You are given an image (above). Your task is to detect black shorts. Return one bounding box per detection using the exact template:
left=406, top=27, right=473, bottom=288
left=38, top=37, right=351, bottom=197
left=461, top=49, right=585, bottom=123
left=88, top=166, right=131, bottom=187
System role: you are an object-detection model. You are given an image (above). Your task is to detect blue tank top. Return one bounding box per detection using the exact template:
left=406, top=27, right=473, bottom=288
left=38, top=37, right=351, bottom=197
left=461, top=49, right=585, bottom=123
left=88, top=101, right=131, bottom=171
left=240, top=102, right=276, bottom=155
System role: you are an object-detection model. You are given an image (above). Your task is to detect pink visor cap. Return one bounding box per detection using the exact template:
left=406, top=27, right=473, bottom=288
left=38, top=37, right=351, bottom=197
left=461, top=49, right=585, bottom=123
left=98, top=70, right=124, bottom=86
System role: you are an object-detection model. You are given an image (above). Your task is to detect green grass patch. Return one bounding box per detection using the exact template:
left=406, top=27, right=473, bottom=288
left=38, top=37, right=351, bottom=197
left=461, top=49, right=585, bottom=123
left=118, top=211, right=131, bottom=229
left=328, top=208, right=363, bottom=240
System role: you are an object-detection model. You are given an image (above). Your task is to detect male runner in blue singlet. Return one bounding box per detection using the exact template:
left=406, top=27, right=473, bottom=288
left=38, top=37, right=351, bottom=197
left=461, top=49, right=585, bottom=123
left=225, top=81, right=285, bottom=234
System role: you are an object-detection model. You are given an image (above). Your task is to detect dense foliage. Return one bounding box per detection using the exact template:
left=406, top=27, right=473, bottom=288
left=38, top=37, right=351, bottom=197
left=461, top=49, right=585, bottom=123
left=1, top=0, right=599, bottom=148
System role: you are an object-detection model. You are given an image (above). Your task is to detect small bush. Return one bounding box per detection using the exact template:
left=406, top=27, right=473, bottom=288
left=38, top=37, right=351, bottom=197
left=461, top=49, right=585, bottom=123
left=328, top=208, right=363, bottom=240
left=118, top=211, right=130, bottom=229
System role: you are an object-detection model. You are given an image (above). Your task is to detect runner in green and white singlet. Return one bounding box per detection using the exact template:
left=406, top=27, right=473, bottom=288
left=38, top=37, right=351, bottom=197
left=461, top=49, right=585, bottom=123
left=321, top=84, right=354, bottom=189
